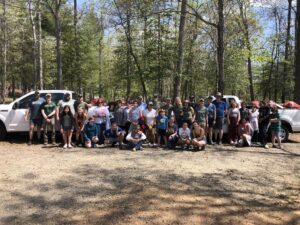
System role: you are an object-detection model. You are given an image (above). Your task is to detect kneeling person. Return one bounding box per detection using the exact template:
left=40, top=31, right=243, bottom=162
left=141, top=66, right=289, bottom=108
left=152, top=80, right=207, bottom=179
left=126, top=124, right=146, bottom=151
left=192, top=121, right=206, bottom=150
left=105, top=121, right=125, bottom=149
left=178, top=122, right=191, bottom=150
left=84, top=117, right=99, bottom=148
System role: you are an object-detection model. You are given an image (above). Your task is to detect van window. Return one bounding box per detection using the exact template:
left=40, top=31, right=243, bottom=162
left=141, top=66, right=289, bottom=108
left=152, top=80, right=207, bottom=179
left=51, top=93, right=65, bottom=104
left=18, top=93, right=46, bottom=109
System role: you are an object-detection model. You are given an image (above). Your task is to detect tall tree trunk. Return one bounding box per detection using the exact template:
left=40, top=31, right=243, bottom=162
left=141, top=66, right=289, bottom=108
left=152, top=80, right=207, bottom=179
left=268, top=40, right=276, bottom=100
left=281, top=0, right=292, bottom=102
left=1, top=0, right=7, bottom=102
left=126, top=10, right=131, bottom=100
left=74, top=0, right=81, bottom=92
left=217, top=0, right=225, bottom=94
left=173, top=0, right=187, bottom=100
left=37, top=0, right=43, bottom=90
left=98, top=3, right=104, bottom=97
left=55, top=1, right=63, bottom=89
left=295, top=0, right=300, bottom=102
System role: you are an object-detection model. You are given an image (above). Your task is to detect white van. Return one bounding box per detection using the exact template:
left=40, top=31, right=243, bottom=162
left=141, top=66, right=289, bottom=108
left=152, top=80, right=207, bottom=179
left=0, top=90, right=76, bottom=140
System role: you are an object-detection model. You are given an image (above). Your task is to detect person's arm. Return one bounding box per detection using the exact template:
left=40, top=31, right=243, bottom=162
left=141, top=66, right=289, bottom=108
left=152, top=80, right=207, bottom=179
left=191, top=107, right=195, bottom=121
left=48, top=104, right=57, bottom=118
left=126, top=132, right=133, bottom=141
left=139, top=131, right=146, bottom=140
left=227, top=108, right=231, bottom=125
left=56, top=103, right=60, bottom=121
left=237, top=110, right=241, bottom=125
left=213, top=105, right=216, bottom=124
left=41, top=103, right=47, bottom=120
left=83, top=124, right=89, bottom=140
left=129, top=109, right=133, bottom=122
left=205, top=109, right=208, bottom=128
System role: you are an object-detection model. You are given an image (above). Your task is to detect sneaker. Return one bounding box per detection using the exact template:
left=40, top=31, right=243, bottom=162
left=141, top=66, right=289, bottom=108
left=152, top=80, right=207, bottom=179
left=132, top=148, right=136, bottom=152
left=153, top=143, right=158, bottom=148
left=148, top=143, right=153, bottom=147
left=264, top=144, right=269, bottom=149
left=63, top=144, right=68, bottom=149
left=230, top=141, right=234, bottom=145
left=44, top=142, right=48, bottom=145
left=219, top=141, right=222, bottom=145
left=272, top=145, right=277, bottom=148
left=68, top=144, right=73, bottom=149
left=119, top=144, right=123, bottom=150
left=140, top=147, right=143, bottom=151
left=28, top=141, right=32, bottom=146
left=201, top=145, right=206, bottom=151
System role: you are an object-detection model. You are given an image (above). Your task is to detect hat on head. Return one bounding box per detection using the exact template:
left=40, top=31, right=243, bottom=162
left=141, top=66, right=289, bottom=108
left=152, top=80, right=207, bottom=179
left=46, top=93, right=51, bottom=97
left=208, top=96, right=214, bottom=100
left=199, top=98, right=204, bottom=102
left=34, top=90, right=40, bottom=96
left=65, top=93, right=70, bottom=97
left=216, top=92, right=222, bottom=97
left=148, top=101, right=154, bottom=105
left=138, top=95, right=143, bottom=99
left=184, top=99, right=190, bottom=103
left=78, top=94, right=83, bottom=97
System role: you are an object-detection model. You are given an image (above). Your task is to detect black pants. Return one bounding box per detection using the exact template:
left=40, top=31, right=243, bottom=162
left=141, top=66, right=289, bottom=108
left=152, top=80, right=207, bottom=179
left=259, top=124, right=268, bottom=146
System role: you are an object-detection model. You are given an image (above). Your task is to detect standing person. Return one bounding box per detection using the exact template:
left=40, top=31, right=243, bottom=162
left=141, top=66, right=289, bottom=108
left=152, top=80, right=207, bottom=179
left=60, top=105, right=74, bottom=149
left=137, top=96, right=147, bottom=111
left=166, top=117, right=178, bottom=149
left=269, top=105, right=282, bottom=149
left=57, top=93, right=76, bottom=116
left=41, top=93, right=56, bottom=145
left=227, top=101, right=240, bottom=145
left=258, top=101, right=271, bottom=149
left=104, top=121, right=125, bottom=149
left=189, top=95, right=197, bottom=109
left=84, top=117, right=99, bottom=148
left=143, top=101, right=157, bottom=147
left=182, top=100, right=195, bottom=127
left=74, top=94, right=89, bottom=113
left=172, top=97, right=184, bottom=128
left=156, top=109, right=169, bottom=147
left=126, top=124, right=146, bottom=151
left=195, top=98, right=208, bottom=129
left=240, top=102, right=249, bottom=121
left=93, top=99, right=110, bottom=145
left=114, top=100, right=128, bottom=130
left=25, top=91, right=45, bottom=145
left=161, top=97, right=173, bottom=118
left=178, top=122, right=191, bottom=150
left=152, top=93, right=161, bottom=110
left=237, top=118, right=253, bottom=147
left=74, top=107, right=87, bottom=147
left=206, top=96, right=216, bottom=145
left=129, top=100, right=142, bottom=128
left=249, top=105, right=259, bottom=144
left=213, top=92, right=228, bottom=145
left=192, top=121, right=207, bottom=150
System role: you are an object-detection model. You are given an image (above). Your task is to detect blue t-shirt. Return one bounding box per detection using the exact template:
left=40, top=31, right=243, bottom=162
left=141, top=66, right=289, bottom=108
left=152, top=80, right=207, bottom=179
left=156, top=115, right=169, bottom=130
left=213, top=100, right=227, bottom=118
left=206, top=103, right=216, bottom=119
left=105, top=127, right=123, bottom=139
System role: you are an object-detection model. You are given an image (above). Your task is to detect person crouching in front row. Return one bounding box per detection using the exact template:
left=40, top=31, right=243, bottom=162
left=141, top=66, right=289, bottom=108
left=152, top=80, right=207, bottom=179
left=126, top=124, right=146, bottom=151
left=178, top=122, right=191, bottom=150
left=192, top=121, right=207, bottom=151
left=104, top=121, right=125, bottom=149
left=84, top=116, right=99, bottom=148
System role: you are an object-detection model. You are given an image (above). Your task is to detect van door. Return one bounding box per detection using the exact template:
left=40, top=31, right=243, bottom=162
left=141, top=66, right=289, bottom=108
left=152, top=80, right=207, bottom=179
left=6, top=94, right=35, bottom=132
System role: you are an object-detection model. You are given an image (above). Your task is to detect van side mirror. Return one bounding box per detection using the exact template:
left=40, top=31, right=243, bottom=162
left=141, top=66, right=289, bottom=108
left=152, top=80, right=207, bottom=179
left=12, top=102, right=19, bottom=110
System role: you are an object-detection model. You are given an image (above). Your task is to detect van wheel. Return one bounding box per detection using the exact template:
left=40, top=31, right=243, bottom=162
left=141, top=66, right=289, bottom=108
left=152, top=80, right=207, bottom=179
left=280, top=125, right=289, bottom=142
left=0, top=122, right=7, bottom=141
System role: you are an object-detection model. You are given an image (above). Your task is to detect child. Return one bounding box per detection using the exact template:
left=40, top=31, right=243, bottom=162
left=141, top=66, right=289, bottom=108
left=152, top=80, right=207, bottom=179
left=227, top=101, right=240, bottom=145
left=249, top=105, right=259, bottom=144
left=156, top=109, right=169, bottom=147
left=178, top=122, right=191, bottom=150
left=142, top=102, right=157, bottom=147
left=166, top=117, right=178, bottom=149
left=126, top=124, right=146, bottom=151
left=60, top=105, right=74, bottom=149
left=83, top=117, right=99, bottom=148
left=192, top=121, right=207, bottom=150
left=104, top=121, right=125, bottom=149
left=237, top=118, right=253, bottom=147
left=74, top=107, right=87, bottom=147
left=269, top=106, right=282, bottom=149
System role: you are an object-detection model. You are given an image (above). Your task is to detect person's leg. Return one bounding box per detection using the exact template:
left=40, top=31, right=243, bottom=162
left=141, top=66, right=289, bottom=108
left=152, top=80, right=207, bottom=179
left=62, top=131, right=67, bottom=148
left=271, top=132, right=275, bottom=147
left=219, top=129, right=224, bottom=144
left=276, top=133, right=282, bottom=148
left=29, top=122, right=35, bottom=144
left=68, top=130, right=73, bottom=147
left=37, top=125, right=42, bottom=141
left=135, top=141, right=143, bottom=150
left=100, top=124, right=106, bottom=145
left=151, top=128, right=156, bottom=145
left=43, top=122, right=48, bottom=144
left=163, top=135, right=167, bottom=147
left=51, top=119, right=56, bottom=144
left=118, top=133, right=124, bottom=144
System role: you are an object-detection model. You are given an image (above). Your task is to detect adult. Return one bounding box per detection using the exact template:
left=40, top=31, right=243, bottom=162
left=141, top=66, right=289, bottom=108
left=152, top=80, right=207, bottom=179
left=240, top=101, right=249, bottom=121
left=84, top=116, right=99, bottom=148
left=161, top=97, right=173, bottom=118
left=57, top=93, right=76, bottom=117
left=74, top=107, right=87, bottom=146
left=189, top=95, right=197, bottom=109
left=25, top=91, right=45, bottom=145
left=213, top=92, right=228, bottom=145
left=206, top=96, right=216, bottom=145
left=182, top=100, right=195, bottom=127
left=41, top=93, right=56, bottom=145
left=269, top=105, right=282, bottom=149
left=74, top=94, right=89, bottom=113
left=172, top=97, right=184, bottom=127
left=143, top=101, right=157, bottom=147
left=227, top=101, right=240, bottom=145
left=166, top=117, right=178, bottom=149
left=126, top=124, right=146, bottom=151
left=249, top=105, right=259, bottom=144
left=129, top=100, right=142, bottom=127
left=258, top=101, right=271, bottom=149
left=137, top=95, right=147, bottom=111
left=93, top=98, right=110, bottom=145
left=114, top=100, right=128, bottom=130
left=195, top=98, right=208, bottom=129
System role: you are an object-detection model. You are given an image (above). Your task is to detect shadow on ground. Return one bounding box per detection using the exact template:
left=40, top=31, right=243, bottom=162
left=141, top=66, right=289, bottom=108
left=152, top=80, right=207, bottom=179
left=1, top=163, right=299, bottom=225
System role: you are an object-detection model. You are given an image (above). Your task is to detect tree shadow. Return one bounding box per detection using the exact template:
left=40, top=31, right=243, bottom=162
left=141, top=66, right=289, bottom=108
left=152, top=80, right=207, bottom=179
left=1, top=163, right=299, bottom=225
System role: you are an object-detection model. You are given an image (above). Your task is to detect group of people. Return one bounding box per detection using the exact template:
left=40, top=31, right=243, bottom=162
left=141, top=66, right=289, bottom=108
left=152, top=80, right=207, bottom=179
left=25, top=91, right=283, bottom=151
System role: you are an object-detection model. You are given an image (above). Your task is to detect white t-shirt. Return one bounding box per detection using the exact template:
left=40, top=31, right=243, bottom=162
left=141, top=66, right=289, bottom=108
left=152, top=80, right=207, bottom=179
left=178, top=128, right=191, bottom=140
left=249, top=110, right=259, bottom=131
left=58, top=99, right=76, bottom=115
left=143, top=109, right=157, bottom=126
left=93, top=106, right=110, bottom=124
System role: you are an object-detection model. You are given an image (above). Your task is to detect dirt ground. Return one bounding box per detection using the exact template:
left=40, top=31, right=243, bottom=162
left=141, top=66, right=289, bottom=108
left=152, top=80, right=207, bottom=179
left=0, top=134, right=299, bottom=225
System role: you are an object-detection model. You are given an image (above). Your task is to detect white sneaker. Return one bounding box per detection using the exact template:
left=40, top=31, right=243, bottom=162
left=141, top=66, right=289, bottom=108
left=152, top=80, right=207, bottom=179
left=264, top=144, right=269, bottom=149
left=132, top=148, right=136, bottom=152
left=63, top=144, right=68, bottom=149
left=140, top=147, right=143, bottom=151
left=68, top=144, right=73, bottom=149
left=230, top=141, right=234, bottom=145
left=153, top=143, right=158, bottom=147
left=148, top=143, right=153, bottom=147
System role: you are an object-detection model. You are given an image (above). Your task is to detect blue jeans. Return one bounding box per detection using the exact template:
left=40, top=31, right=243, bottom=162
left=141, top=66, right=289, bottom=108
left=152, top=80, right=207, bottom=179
left=167, top=135, right=178, bottom=149
left=128, top=141, right=143, bottom=150
left=96, top=123, right=106, bottom=145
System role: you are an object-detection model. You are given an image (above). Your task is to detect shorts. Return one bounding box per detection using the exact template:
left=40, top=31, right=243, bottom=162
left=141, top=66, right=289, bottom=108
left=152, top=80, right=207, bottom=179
left=214, top=117, right=224, bottom=130
left=30, top=118, right=43, bottom=127
left=61, top=126, right=74, bottom=132
left=157, top=129, right=167, bottom=136
left=208, top=118, right=214, bottom=128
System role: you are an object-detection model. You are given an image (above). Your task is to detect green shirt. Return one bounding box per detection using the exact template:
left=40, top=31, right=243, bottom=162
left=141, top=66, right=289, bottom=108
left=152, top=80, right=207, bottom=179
left=182, top=106, right=194, bottom=121
left=42, top=102, right=56, bottom=117
left=195, top=106, right=207, bottom=124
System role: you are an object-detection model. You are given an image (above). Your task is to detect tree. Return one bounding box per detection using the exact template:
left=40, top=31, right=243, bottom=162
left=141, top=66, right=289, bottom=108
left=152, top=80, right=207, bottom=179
left=294, top=0, right=300, bottom=103
left=0, top=0, right=7, bottom=102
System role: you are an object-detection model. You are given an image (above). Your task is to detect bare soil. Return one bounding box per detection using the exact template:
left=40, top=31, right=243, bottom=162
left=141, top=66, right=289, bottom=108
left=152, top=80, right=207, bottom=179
left=0, top=134, right=299, bottom=225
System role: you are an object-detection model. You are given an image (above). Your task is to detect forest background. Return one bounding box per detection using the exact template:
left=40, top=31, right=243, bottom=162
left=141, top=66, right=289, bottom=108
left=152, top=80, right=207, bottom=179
left=1, top=0, right=300, bottom=103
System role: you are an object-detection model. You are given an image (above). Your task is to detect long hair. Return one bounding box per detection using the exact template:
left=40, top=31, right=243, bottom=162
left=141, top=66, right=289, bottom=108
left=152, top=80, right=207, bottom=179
left=60, top=105, right=73, bottom=118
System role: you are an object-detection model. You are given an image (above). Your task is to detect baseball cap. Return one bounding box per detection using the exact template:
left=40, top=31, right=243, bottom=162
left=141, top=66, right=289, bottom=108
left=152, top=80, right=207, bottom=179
left=216, top=92, right=222, bottom=97
left=148, top=101, right=154, bottom=105
left=46, top=93, right=51, bottom=97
